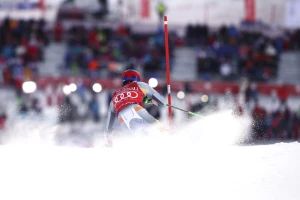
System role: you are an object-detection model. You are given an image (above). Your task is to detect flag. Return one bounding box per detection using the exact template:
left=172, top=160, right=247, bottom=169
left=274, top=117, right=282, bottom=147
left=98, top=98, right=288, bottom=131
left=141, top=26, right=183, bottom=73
left=141, top=0, right=150, bottom=18
left=39, top=0, right=45, bottom=11
left=245, top=0, right=255, bottom=22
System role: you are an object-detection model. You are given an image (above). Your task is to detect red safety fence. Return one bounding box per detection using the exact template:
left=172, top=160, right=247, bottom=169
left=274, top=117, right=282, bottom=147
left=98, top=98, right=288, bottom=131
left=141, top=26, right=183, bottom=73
left=34, top=76, right=300, bottom=96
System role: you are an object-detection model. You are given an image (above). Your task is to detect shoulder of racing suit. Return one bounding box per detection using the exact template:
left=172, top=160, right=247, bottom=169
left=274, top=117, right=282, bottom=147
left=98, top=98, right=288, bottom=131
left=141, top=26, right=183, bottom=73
left=137, top=82, right=166, bottom=106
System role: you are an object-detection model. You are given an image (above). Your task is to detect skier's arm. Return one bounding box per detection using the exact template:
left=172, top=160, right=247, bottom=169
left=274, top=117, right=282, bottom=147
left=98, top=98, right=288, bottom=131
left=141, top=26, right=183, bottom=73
left=138, top=82, right=166, bottom=106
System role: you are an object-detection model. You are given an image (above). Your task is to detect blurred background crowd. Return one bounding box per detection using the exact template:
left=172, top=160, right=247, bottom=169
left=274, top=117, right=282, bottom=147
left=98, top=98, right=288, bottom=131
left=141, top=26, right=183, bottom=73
left=0, top=18, right=49, bottom=90
left=0, top=0, right=299, bottom=144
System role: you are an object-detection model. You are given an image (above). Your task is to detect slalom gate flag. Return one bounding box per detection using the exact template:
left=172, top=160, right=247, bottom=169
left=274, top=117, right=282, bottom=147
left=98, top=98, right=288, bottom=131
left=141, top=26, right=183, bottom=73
left=244, top=0, right=256, bottom=22
left=141, top=0, right=150, bottom=19
left=39, top=0, right=45, bottom=11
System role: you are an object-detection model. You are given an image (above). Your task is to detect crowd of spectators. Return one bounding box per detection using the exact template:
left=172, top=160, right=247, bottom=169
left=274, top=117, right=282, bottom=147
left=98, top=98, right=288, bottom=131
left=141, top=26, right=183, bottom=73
left=185, top=22, right=300, bottom=82
left=0, top=18, right=49, bottom=90
left=250, top=101, right=300, bottom=141
left=58, top=92, right=101, bottom=124
left=60, top=24, right=175, bottom=79
left=185, top=83, right=300, bottom=142
left=3, top=17, right=300, bottom=86
left=0, top=17, right=299, bottom=144
left=3, top=83, right=102, bottom=129
left=245, top=85, right=300, bottom=141
left=1, top=81, right=299, bottom=143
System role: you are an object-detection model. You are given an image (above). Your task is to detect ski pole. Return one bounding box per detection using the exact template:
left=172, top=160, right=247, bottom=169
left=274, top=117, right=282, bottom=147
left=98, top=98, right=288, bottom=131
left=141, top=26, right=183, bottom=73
left=144, top=98, right=204, bottom=118
left=164, top=104, right=204, bottom=118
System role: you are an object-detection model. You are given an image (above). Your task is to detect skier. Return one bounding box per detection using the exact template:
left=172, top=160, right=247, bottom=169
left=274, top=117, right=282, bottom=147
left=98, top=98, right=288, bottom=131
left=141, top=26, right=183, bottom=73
left=104, top=69, right=167, bottom=146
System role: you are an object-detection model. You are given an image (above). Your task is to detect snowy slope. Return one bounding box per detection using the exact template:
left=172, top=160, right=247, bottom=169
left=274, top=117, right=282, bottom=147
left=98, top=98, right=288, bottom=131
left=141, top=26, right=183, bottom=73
left=0, top=141, right=299, bottom=200
left=0, top=107, right=299, bottom=200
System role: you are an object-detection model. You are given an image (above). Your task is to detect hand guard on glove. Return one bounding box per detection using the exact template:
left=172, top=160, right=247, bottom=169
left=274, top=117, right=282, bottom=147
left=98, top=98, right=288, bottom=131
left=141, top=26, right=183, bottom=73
left=143, top=96, right=158, bottom=106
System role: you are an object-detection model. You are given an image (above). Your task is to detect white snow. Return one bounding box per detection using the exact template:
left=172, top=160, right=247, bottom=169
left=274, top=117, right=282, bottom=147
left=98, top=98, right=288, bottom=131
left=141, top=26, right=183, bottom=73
left=0, top=141, right=299, bottom=200
left=0, top=108, right=299, bottom=200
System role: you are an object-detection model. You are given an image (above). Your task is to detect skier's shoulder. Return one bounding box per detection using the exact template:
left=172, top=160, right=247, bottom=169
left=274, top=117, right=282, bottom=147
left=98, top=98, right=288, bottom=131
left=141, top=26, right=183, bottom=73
left=137, top=81, right=150, bottom=89
left=112, top=86, right=124, bottom=95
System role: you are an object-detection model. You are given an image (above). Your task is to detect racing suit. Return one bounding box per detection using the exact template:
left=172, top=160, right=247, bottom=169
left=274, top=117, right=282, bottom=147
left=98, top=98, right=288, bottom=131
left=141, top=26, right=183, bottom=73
left=104, top=81, right=166, bottom=144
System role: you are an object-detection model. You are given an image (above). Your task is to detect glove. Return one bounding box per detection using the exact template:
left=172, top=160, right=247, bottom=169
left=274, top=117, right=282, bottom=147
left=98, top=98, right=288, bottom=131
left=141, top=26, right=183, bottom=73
left=143, top=96, right=152, bottom=104
left=143, top=96, right=158, bottom=106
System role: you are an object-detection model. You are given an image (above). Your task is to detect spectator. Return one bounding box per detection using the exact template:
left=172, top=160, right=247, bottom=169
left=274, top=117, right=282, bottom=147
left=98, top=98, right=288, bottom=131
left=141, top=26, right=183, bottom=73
left=19, top=102, right=29, bottom=115
left=190, top=101, right=204, bottom=119
left=31, top=97, right=42, bottom=114
left=270, top=90, right=280, bottom=113
left=292, top=110, right=300, bottom=139
left=279, top=107, right=292, bottom=139
left=58, top=96, right=77, bottom=123
left=251, top=102, right=267, bottom=140
left=54, top=22, right=63, bottom=42
left=156, top=1, right=166, bottom=25
left=0, top=104, right=7, bottom=130
left=88, top=57, right=99, bottom=77
left=183, top=82, right=192, bottom=94
left=89, top=94, right=100, bottom=122
left=244, top=83, right=259, bottom=109
left=268, top=109, right=282, bottom=139
left=277, top=84, right=289, bottom=107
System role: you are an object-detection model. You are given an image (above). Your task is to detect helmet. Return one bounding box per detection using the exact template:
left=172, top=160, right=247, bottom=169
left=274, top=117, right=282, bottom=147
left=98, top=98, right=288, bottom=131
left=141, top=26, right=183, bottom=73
left=122, top=69, right=141, bottom=83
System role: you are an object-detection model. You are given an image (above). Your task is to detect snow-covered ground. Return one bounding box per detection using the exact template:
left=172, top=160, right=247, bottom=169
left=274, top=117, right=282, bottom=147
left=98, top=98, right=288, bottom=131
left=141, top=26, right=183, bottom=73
left=0, top=101, right=299, bottom=200
left=0, top=136, right=299, bottom=200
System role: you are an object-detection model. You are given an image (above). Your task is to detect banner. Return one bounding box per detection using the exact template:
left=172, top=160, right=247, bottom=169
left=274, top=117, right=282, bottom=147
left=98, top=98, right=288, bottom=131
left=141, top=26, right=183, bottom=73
left=140, top=0, right=150, bottom=18
left=17, top=2, right=38, bottom=10
left=286, top=0, right=300, bottom=28
left=0, top=1, right=41, bottom=10
left=39, top=0, right=45, bottom=11
left=244, top=0, right=255, bottom=21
